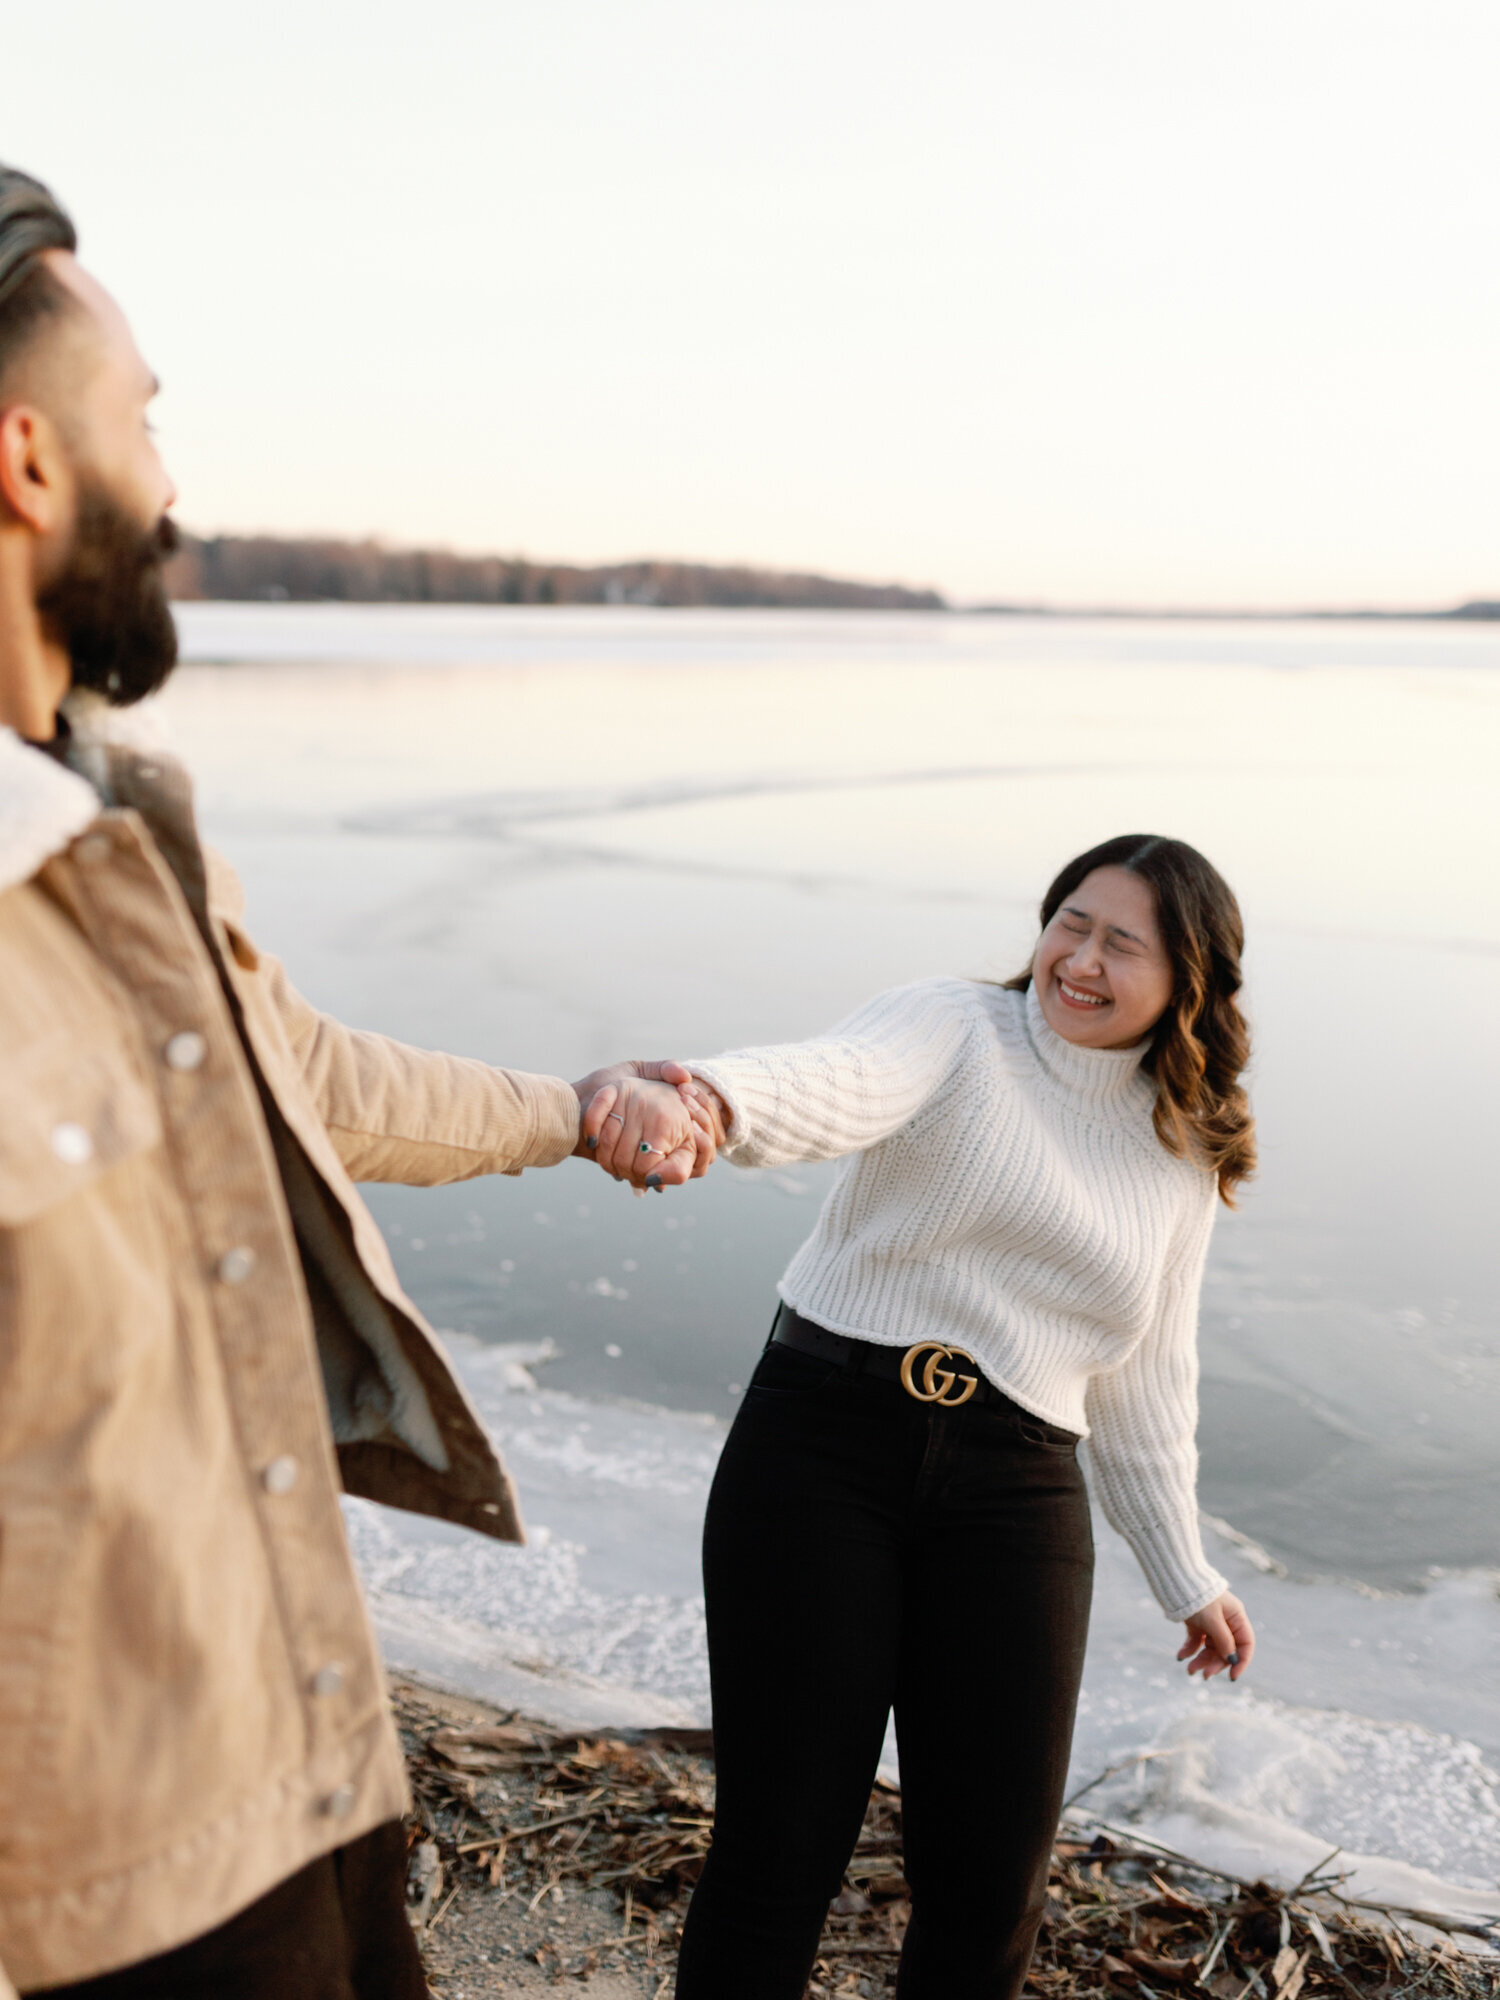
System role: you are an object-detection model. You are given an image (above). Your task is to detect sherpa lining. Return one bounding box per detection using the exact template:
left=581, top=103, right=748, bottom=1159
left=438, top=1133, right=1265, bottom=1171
left=0, top=731, right=100, bottom=895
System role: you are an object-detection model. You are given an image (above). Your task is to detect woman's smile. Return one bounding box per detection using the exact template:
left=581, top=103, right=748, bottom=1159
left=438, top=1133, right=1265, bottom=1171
left=1055, top=976, right=1108, bottom=1011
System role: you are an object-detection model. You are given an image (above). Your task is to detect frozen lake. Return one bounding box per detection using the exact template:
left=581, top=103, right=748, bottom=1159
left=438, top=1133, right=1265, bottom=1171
left=159, top=604, right=1500, bottom=1912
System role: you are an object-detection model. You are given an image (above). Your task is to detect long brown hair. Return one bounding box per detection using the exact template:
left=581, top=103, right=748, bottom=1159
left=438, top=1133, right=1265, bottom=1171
left=1005, top=833, right=1256, bottom=1204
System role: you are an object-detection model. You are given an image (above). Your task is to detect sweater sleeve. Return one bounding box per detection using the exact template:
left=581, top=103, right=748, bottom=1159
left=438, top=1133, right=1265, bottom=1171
left=685, top=979, right=976, bottom=1170
left=1082, top=1177, right=1229, bottom=1622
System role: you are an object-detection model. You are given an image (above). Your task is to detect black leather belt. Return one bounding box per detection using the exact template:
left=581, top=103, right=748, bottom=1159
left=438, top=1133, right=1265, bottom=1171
left=771, top=1302, right=1002, bottom=1409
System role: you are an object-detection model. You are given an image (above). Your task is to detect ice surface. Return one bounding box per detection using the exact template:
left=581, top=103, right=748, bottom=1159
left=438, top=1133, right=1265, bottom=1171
left=148, top=609, right=1500, bottom=1921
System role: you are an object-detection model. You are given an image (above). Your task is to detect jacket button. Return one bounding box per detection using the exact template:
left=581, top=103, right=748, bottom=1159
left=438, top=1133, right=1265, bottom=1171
left=261, top=1455, right=300, bottom=1495
left=164, top=1030, right=208, bottom=1073
left=50, top=1122, right=95, bottom=1166
left=216, top=1246, right=257, bottom=1285
left=73, top=833, right=113, bottom=867
left=311, top=1662, right=345, bottom=1698
left=322, top=1783, right=357, bottom=1818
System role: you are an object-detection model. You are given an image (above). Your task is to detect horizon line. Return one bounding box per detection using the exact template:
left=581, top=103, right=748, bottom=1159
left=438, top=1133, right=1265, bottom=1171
left=164, top=529, right=1499, bottom=623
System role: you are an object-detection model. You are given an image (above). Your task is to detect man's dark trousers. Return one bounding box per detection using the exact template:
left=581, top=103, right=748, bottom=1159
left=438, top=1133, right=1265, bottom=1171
left=25, top=1822, right=426, bottom=2000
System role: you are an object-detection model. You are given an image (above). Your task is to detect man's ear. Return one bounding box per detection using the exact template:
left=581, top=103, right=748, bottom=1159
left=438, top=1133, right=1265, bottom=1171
left=0, top=405, right=72, bottom=534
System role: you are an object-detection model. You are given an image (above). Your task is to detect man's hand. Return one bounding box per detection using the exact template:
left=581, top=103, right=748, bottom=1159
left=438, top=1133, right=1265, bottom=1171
left=657, top=1061, right=729, bottom=1150
left=1177, top=1591, right=1254, bottom=1682
left=572, top=1063, right=719, bottom=1189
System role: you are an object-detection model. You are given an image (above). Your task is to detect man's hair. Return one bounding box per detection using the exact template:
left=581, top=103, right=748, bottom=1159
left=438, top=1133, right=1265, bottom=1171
left=0, top=166, right=78, bottom=393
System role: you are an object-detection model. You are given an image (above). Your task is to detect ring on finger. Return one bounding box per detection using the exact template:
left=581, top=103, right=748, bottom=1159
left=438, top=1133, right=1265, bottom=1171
left=639, top=1142, right=662, bottom=1155
left=605, top=1112, right=626, bottom=1126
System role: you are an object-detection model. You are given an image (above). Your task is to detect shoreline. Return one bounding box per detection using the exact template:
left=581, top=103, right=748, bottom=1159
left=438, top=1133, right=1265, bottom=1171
left=348, top=1342, right=1500, bottom=1907
left=393, top=1678, right=1499, bottom=1999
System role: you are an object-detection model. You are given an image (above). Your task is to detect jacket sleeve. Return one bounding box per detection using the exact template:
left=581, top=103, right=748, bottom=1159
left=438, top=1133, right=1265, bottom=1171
left=206, top=851, right=580, bottom=1183
left=685, top=979, right=976, bottom=1170
left=1082, top=1176, right=1230, bottom=1623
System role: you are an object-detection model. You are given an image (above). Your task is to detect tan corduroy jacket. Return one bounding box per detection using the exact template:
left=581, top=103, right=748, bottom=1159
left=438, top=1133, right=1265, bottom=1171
left=0, top=700, right=582, bottom=1993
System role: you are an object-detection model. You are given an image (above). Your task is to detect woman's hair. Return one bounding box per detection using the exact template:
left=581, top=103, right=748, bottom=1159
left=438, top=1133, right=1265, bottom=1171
left=1004, top=832, right=1256, bottom=1203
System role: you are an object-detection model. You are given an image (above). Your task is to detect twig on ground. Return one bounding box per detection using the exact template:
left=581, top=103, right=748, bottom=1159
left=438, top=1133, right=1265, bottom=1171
left=1063, top=1751, right=1173, bottom=1813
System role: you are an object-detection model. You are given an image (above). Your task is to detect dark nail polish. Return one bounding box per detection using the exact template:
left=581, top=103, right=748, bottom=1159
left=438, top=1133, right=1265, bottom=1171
left=646, top=1174, right=663, bottom=1190
left=586, top=1135, right=598, bottom=1148
left=1227, top=1652, right=1240, bottom=1666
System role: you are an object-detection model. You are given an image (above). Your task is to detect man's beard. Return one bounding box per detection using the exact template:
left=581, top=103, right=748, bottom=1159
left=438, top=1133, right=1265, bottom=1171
left=37, top=483, right=180, bottom=707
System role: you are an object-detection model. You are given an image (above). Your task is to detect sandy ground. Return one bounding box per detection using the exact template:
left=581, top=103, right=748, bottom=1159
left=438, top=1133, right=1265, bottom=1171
left=402, top=1680, right=673, bottom=1999
left=419, top=1880, right=664, bottom=1999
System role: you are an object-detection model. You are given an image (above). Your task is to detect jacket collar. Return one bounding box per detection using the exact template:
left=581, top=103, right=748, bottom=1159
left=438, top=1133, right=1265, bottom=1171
left=0, top=692, right=172, bottom=898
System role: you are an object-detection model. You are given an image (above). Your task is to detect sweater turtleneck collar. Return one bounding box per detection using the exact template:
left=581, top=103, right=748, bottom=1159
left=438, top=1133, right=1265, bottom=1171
left=1022, top=982, right=1153, bottom=1112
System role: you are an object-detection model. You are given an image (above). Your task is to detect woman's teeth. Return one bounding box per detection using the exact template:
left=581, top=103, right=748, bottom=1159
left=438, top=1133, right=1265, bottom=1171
left=1059, top=979, right=1107, bottom=1007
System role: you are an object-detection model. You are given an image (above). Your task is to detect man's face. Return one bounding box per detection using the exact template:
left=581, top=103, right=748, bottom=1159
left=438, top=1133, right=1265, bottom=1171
left=31, top=254, right=180, bottom=705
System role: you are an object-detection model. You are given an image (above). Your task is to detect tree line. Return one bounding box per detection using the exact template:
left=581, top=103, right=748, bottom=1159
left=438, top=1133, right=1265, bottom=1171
left=165, top=534, right=948, bottom=611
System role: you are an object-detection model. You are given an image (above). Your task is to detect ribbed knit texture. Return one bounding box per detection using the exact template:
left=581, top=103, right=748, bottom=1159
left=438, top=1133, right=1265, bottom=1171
left=688, top=977, right=1228, bottom=1622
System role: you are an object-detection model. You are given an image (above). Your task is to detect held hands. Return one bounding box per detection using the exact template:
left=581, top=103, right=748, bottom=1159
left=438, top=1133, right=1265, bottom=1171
left=571, top=1061, right=725, bottom=1192
left=1177, top=1591, right=1255, bottom=1683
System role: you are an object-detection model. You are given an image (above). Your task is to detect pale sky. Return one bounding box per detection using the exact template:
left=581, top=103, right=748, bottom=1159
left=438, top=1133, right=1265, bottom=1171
left=7, top=1, right=1497, bottom=607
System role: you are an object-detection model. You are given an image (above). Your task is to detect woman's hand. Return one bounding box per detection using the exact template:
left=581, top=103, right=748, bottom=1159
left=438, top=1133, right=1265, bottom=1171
left=573, top=1061, right=724, bottom=1186
left=1177, top=1591, right=1254, bottom=1682
left=573, top=1071, right=709, bottom=1188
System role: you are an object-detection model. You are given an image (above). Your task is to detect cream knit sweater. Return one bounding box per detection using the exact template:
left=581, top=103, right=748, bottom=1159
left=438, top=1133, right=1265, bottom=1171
left=688, top=977, right=1228, bottom=1622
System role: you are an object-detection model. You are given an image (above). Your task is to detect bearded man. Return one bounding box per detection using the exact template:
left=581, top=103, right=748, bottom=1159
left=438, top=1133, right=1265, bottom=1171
left=0, top=166, right=710, bottom=1998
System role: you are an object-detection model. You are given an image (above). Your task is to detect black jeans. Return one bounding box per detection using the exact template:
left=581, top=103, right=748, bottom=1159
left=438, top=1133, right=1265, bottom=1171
left=28, top=1821, right=426, bottom=2000
left=675, top=1330, right=1094, bottom=2000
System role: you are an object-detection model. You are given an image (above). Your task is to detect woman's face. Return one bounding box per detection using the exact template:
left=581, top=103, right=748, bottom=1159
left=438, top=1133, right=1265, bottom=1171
left=1033, top=866, right=1175, bottom=1050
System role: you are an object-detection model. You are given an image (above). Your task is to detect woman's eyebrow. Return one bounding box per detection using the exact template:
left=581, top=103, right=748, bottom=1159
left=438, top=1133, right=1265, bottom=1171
left=1062, top=903, right=1149, bottom=947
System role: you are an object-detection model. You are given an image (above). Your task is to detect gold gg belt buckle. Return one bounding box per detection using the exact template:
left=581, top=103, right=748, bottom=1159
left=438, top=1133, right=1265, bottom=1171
left=899, top=1341, right=979, bottom=1407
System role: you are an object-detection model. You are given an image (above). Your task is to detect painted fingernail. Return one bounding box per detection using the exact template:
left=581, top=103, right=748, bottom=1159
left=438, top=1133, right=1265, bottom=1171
left=646, top=1174, right=663, bottom=1190
left=586, top=1135, right=598, bottom=1148
left=1227, top=1652, right=1240, bottom=1666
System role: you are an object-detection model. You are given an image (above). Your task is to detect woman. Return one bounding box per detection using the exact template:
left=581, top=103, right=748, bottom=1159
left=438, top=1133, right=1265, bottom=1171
left=587, top=832, right=1258, bottom=2000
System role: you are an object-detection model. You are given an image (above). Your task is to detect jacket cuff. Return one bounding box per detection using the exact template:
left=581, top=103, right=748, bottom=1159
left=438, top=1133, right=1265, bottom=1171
left=515, top=1075, right=584, bottom=1171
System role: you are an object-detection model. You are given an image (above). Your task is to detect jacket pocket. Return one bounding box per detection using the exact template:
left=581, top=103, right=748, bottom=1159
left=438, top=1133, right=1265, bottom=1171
left=0, top=1031, right=162, bottom=1226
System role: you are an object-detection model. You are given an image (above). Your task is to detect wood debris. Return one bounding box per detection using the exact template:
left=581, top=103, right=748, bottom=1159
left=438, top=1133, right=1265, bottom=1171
left=393, top=1683, right=1499, bottom=1997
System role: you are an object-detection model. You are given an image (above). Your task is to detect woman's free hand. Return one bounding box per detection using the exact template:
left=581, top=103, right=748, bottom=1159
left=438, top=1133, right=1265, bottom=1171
left=1177, top=1591, right=1254, bottom=1683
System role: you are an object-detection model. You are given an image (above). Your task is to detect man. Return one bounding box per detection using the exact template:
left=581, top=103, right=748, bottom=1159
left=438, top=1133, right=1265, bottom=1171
left=0, top=166, right=708, bottom=1997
